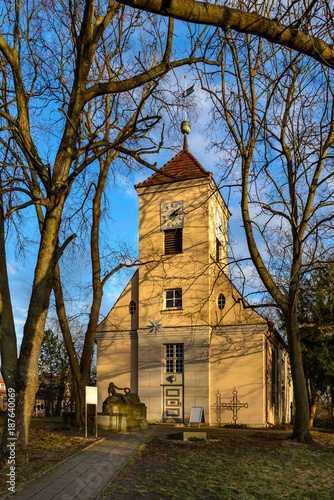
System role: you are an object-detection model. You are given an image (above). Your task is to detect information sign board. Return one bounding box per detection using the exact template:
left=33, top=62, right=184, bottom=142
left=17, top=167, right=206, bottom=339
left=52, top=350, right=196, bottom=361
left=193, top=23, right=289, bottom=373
left=85, top=386, right=98, bottom=438
left=85, top=386, right=98, bottom=405
left=189, top=406, right=204, bottom=427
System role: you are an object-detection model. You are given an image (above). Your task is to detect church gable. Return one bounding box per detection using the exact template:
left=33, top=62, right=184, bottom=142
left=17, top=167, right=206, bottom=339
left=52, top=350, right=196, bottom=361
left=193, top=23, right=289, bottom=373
left=209, top=269, right=267, bottom=327
left=97, top=270, right=138, bottom=333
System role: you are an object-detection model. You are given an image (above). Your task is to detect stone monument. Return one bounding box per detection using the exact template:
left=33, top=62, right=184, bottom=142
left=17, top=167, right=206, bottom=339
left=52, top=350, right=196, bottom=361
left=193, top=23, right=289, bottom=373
left=97, top=382, right=148, bottom=431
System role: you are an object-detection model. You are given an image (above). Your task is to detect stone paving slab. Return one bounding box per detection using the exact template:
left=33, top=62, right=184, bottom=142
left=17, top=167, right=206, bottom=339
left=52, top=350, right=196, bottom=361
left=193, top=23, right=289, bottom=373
left=8, top=429, right=153, bottom=500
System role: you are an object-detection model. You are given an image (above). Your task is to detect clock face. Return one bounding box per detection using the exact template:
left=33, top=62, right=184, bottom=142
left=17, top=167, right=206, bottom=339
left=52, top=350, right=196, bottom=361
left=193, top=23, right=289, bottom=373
left=161, top=201, right=184, bottom=230
left=216, top=211, right=223, bottom=243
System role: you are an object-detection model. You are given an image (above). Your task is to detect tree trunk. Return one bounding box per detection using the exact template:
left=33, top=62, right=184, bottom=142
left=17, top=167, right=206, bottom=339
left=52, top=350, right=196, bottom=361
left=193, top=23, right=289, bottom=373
left=331, top=387, right=334, bottom=429
left=55, top=374, right=67, bottom=417
left=73, top=376, right=85, bottom=427
left=309, top=388, right=320, bottom=428
left=14, top=201, right=66, bottom=463
left=240, top=153, right=312, bottom=443
left=53, top=264, right=85, bottom=427
left=53, top=161, right=106, bottom=427
left=0, top=194, right=18, bottom=467
left=285, top=311, right=313, bottom=443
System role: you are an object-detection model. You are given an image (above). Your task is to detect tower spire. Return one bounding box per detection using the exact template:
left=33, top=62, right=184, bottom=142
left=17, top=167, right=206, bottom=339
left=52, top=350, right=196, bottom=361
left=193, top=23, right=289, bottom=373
left=181, top=75, right=191, bottom=151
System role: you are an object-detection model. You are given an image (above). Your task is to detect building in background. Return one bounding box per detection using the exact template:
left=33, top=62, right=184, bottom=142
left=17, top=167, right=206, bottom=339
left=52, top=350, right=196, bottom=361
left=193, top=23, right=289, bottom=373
left=0, top=377, right=7, bottom=412
left=32, top=376, right=73, bottom=417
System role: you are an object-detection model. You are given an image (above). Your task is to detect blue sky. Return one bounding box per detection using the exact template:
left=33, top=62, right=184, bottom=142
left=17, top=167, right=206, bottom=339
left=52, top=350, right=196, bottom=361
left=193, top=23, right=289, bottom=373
left=6, top=84, right=256, bottom=346
left=2, top=16, right=262, bottom=348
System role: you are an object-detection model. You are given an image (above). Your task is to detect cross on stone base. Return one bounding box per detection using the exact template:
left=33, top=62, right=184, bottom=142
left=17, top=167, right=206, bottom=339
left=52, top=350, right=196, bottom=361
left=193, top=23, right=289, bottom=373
left=221, top=389, right=248, bottom=424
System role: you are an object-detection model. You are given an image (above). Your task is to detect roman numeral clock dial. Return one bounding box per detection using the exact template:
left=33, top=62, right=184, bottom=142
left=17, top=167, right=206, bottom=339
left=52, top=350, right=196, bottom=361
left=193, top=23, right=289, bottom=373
left=161, top=201, right=184, bottom=230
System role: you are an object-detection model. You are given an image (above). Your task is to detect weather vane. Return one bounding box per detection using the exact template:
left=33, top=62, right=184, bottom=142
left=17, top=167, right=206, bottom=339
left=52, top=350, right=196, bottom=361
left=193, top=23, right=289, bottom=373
left=183, top=75, right=194, bottom=122
left=181, top=76, right=194, bottom=148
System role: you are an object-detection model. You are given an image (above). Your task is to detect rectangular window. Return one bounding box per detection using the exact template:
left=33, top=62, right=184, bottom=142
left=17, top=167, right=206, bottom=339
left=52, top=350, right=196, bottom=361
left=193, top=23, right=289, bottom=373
left=165, top=289, right=182, bottom=309
left=166, top=359, right=174, bottom=372
left=164, top=228, right=182, bottom=254
left=271, top=348, right=277, bottom=406
left=216, top=238, right=221, bottom=262
left=165, top=344, right=184, bottom=373
left=166, top=344, right=174, bottom=358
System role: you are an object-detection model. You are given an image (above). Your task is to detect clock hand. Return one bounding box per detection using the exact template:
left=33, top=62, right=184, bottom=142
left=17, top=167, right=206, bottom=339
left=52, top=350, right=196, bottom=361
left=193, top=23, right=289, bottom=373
left=169, top=208, right=181, bottom=219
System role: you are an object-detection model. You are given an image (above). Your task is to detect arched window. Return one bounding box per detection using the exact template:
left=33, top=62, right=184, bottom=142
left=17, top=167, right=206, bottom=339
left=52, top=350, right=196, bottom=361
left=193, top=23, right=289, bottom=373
left=129, top=300, right=136, bottom=315
left=217, top=294, right=225, bottom=310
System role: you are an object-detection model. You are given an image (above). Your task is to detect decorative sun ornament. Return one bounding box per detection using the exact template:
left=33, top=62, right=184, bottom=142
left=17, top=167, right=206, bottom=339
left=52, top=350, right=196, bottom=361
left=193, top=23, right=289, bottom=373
left=146, top=317, right=164, bottom=335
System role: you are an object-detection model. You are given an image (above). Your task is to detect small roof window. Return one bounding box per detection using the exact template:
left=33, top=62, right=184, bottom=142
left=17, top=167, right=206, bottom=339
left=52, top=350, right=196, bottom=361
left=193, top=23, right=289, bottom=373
left=218, top=294, right=226, bottom=310
left=129, top=301, right=136, bottom=315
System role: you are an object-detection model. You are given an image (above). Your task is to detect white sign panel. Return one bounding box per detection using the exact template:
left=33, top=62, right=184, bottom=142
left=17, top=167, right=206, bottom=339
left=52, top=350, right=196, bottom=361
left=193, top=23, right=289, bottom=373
left=189, top=406, right=204, bottom=426
left=85, top=386, right=98, bottom=405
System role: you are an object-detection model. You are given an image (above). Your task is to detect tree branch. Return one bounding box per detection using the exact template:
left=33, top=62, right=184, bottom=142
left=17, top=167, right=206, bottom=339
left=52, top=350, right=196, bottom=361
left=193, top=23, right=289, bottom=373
left=116, top=0, right=334, bottom=68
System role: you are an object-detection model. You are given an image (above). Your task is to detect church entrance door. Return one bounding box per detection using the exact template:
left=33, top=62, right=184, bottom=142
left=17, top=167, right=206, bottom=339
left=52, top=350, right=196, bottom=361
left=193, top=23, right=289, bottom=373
left=162, top=343, right=184, bottom=422
left=162, top=385, right=183, bottom=422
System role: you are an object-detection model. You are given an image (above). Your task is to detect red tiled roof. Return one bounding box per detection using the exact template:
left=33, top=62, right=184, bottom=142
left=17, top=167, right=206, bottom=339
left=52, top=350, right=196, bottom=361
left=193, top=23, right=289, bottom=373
left=0, top=377, right=6, bottom=394
left=134, top=150, right=213, bottom=189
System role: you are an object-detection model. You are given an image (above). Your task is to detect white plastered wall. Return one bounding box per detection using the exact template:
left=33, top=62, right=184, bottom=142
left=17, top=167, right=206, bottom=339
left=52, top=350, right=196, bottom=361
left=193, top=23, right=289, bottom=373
left=137, top=326, right=211, bottom=422
left=96, top=332, right=131, bottom=412
left=210, top=325, right=267, bottom=426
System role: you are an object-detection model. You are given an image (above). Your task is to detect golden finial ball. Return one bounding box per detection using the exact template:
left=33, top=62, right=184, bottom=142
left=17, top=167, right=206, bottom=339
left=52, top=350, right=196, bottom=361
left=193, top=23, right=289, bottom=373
left=181, top=120, right=191, bottom=135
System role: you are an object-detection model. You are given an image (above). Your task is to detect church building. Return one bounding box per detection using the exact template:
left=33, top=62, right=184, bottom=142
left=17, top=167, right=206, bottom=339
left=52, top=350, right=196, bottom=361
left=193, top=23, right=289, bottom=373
left=96, top=125, right=293, bottom=427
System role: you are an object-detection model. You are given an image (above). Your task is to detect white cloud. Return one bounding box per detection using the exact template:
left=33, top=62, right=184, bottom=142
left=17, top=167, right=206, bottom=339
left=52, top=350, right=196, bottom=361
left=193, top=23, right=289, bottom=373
left=133, top=231, right=139, bottom=247
left=14, top=318, right=25, bottom=327
left=7, top=259, right=27, bottom=276
left=125, top=185, right=138, bottom=200
left=6, top=263, right=17, bottom=276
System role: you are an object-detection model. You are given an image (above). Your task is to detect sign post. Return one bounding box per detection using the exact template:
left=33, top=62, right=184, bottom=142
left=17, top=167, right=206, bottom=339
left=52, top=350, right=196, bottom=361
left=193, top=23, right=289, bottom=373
left=85, top=386, right=98, bottom=439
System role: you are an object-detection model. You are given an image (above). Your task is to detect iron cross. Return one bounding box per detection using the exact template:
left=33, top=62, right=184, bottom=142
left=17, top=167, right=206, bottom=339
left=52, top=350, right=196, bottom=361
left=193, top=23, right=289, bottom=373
left=221, top=389, right=248, bottom=424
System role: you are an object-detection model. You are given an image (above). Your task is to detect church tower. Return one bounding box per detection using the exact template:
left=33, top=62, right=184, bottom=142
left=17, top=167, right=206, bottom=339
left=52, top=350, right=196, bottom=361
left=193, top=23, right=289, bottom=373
left=96, top=127, right=292, bottom=426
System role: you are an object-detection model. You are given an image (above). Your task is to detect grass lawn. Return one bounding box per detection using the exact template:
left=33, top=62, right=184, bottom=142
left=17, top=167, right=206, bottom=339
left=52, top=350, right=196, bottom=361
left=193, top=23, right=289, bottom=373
left=102, top=430, right=334, bottom=500
left=0, top=416, right=106, bottom=497
left=0, top=420, right=333, bottom=499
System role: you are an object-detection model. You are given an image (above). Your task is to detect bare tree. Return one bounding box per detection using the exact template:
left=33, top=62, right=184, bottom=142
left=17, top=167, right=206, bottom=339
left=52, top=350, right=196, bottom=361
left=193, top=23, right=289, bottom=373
left=0, top=0, right=204, bottom=464
left=195, top=29, right=334, bottom=442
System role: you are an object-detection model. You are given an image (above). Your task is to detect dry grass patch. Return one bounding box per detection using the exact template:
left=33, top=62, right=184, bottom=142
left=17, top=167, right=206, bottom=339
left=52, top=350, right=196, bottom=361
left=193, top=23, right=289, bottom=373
left=102, top=431, right=334, bottom=500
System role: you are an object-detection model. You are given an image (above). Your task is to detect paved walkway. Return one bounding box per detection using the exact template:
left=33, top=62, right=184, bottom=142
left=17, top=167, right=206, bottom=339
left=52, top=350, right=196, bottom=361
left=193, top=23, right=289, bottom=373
left=9, top=428, right=154, bottom=500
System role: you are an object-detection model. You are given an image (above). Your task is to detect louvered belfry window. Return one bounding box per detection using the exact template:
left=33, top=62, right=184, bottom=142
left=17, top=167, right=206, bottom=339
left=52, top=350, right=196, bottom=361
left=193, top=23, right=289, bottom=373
left=164, top=228, right=182, bottom=254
